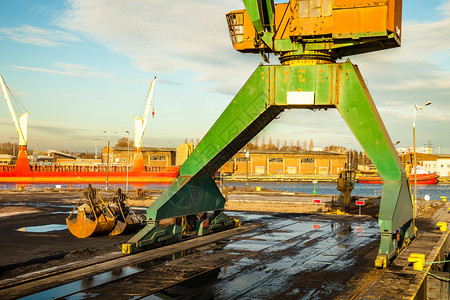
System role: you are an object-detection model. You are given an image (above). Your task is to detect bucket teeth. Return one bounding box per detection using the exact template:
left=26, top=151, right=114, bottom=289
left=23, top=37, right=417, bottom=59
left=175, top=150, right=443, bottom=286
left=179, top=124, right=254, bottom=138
left=66, top=186, right=143, bottom=238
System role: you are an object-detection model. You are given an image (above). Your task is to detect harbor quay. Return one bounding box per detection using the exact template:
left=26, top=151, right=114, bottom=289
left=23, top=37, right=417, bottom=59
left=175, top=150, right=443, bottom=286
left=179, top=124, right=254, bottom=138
left=0, top=187, right=449, bottom=299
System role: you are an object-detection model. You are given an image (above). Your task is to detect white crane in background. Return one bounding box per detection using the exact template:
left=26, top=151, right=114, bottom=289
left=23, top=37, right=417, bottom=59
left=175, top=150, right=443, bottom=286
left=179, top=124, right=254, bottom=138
left=0, top=74, right=30, bottom=171
left=132, top=77, right=156, bottom=172
left=0, top=74, right=29, bottom=147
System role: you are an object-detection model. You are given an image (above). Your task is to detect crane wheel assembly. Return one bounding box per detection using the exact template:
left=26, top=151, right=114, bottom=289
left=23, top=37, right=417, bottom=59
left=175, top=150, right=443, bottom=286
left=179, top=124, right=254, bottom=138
left=122, top=210, right=240, bottom=254
left=66, top=186, right=142, bottom=238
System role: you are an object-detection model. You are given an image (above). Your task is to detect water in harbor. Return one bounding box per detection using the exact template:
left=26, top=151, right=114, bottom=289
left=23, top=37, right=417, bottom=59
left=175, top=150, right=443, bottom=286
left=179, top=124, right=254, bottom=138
left=226, top=181, right=450, bottom=201
left=0, top=181, right=448, bottom=201
left=0, top=182, right=170, bottom=191
left=16, top=224, right=67, bottom=233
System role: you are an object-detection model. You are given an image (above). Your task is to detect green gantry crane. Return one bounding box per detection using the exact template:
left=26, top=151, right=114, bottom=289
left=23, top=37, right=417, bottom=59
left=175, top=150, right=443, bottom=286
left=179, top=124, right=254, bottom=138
left=124, top=0, right=412, bottom=268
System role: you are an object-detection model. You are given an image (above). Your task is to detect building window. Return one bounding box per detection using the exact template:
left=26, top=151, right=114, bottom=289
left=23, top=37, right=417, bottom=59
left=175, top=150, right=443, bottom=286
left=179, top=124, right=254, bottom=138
left=255, top=166, right=265, bottom=174
left=287, top=167, right=296, bottom=174
left=269, top=158, right=283, bottom=163
left=122, top=158, right=126, bottom=162
left=301, top=158, right=314, bottom=163
left=151, top=155, right=166, bottom=161
left=236, top=157, right=248, bottom=162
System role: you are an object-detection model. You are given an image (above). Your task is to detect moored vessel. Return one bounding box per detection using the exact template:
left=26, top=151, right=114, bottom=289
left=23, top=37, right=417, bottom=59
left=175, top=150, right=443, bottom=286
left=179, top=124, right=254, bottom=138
left=0, top=75, right=180, bottom=185
left=357, top=172, right=439, bottom=185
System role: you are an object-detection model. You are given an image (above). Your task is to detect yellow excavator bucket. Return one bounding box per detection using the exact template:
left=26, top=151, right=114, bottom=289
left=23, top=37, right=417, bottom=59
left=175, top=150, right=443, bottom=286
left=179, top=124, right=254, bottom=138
left=66, top=186, right=142, bottom=238
left=66, top=210, right=116, bottom=238
left=109, top=214, right=141, bottom=236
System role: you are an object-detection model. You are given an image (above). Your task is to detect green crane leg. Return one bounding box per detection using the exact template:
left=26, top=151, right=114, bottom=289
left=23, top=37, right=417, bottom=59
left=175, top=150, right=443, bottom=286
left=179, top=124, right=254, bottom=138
left=335, top=64, right=414, bottom=267
left=124, top=62, right=414, bottom=266
left=123, top=67, right=284, bottom=254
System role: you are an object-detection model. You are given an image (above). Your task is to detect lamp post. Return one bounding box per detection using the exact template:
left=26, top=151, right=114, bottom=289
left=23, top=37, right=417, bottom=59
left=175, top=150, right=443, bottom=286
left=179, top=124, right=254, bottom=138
left=413, top=101, right=431, bottom=217
left=245, top=148, right=249, bottom=186
left=93, top=138, right=100, bottom=159
left=346, top=142, right=354, bottom=170
left=125, top=130, right=130, bottom=194
left=103, top=130, right=117, bottom=191
left=10, top=137, right=17, bottom=156
left=313, top=164, right=317, bottom=195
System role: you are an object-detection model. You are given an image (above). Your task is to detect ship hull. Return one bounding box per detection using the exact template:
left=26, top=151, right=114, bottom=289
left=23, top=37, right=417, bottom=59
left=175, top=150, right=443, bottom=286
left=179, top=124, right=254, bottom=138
left=0, top=166, right=179, bottom=184
left=357, top=173, right=439, bottom=185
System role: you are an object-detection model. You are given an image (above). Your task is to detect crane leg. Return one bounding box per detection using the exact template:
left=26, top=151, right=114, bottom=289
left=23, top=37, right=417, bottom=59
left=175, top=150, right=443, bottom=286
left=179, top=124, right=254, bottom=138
left=124, top=62, right=415, bottom=265
left=123, top=67, right=284, bottom=254
left=335, top=64, right=414, bottom=267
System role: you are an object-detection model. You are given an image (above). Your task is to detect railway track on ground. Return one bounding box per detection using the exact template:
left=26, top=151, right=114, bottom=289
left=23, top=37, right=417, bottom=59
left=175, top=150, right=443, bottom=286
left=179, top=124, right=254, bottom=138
left=0, top=213, right=381, bottom=299
left=0, top=223, right=261, bottom=299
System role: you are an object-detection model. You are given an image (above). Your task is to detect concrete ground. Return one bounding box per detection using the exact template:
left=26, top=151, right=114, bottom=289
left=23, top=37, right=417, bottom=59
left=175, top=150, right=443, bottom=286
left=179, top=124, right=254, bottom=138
left=0, top=189, right=447, bottom=299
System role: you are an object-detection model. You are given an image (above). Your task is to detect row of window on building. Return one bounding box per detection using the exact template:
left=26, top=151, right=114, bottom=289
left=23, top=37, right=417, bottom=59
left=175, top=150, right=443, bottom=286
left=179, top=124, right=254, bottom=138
left=219, top=150, right=346, bottom=176
left=423, top=159, right=450, bottom=176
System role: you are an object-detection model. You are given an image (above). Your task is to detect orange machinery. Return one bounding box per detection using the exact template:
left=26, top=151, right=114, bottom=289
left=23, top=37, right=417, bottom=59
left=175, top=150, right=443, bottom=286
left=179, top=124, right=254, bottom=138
left=226, top=0, right=402, bottom=61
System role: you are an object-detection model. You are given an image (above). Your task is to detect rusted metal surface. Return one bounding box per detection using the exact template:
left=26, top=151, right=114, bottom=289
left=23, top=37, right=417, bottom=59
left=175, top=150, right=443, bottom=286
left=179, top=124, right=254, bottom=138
left=66, top=187, right=142, bottom=238
left=66, top=210, right=115, bottom=238
left=227, top=0, right=402, bottom=56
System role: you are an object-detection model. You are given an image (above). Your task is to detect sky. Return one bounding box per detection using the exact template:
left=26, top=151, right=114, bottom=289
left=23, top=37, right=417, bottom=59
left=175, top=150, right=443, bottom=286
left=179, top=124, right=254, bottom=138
left=0, top=0, right=449, bottom=155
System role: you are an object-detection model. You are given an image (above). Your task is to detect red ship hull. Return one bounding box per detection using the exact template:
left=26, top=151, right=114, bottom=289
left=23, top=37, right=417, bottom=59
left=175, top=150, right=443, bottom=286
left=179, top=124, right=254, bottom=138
left=0, top=147, right=180, bottom=185
left=0, top=165, right=180, bottom=184
left=357, top=173, right=439, bottom=185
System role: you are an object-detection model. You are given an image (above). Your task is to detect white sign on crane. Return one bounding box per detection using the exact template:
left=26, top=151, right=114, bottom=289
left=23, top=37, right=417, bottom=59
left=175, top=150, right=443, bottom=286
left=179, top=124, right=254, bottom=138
left=134, top=77, right=156, bottom=149
left=0, top=74, right=29, bottom=146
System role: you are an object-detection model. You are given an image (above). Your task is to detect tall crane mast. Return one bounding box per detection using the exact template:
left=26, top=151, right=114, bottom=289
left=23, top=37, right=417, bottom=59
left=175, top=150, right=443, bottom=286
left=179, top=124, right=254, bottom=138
left=131, top=77, right=156, bottom=172
left=0, top=74, right=31, bottom=172
left=133, top=77, right=156, bottom=149
left=0, top=74, right=29, bottom=147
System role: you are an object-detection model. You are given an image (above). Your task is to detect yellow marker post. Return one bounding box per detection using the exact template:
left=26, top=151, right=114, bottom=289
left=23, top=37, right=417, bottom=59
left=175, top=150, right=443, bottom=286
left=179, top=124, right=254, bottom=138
left=437, top=222, right=447, bottom=232
left=408, top=253, right=425, bottom=271
left=375, top=256, right=387, bottom=268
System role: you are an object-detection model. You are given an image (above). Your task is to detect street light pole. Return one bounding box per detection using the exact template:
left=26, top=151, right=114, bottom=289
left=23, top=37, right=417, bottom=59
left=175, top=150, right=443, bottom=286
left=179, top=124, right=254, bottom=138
left=93, top=138, right=100, bottom=159
left=346, top=142, right=354, bottom=170
left=245, top=148, right=249, bottom=187
left=103, top=130, right=117, bottom=191
left=10, top=137, right=17, bottom=156
left=413, top=101, right=431, bottom=218
left=125, top=130, right=130, bottom=194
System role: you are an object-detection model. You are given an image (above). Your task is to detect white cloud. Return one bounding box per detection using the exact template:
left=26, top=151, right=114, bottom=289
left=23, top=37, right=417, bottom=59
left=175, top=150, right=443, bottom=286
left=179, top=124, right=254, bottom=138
left=55, top=0, right=450, bottom=152
left=0, top=24, right=79, bottom=47
left=58, top=0, right=256, bottom=95
left=11, top=62, right=113, bottom=78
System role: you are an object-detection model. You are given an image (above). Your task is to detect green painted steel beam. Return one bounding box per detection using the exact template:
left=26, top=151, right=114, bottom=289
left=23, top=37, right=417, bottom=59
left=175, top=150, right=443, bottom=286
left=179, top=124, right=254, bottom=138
left=243, top=0, right=264, bottom=33
left=147, top=66, right=283, bottom=222
left=243, top=0, right=275, bottom=49
left=128, top=62, right=414, bottom=263
left=335, top=64, right=404, bottom=180
left=333, top=63, right=414, bottom=260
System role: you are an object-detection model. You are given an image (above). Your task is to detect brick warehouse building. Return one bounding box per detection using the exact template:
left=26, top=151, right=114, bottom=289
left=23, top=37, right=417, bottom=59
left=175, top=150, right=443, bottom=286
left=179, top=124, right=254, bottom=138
left=219, top=150, right=347, bottom=176
left=102, top=146, right=176, bottom=169
left=102, top=146, right=346, bottom=176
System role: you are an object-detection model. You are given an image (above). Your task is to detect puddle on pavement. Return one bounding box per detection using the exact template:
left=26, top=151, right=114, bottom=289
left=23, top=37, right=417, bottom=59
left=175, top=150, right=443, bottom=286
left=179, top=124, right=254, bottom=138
left=2, top=202, right=75, bottom=209
left=16, top=224, right=67, bottom=232
left=46, top=211, right=74, bottom=215
left=20, top=249, right=196, bottom=300
left=154, top=218, right=380, bottom=299
left=224, top=239, right=279, bottom=252
left=227, top=211, right=272, bottom=222
left=21, top=213, right=380, bottom=299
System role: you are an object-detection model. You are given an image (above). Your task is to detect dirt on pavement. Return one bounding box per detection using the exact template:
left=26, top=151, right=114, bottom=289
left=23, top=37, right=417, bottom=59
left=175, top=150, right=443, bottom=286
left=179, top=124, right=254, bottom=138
left=0, top=189, right=444, bottom=283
